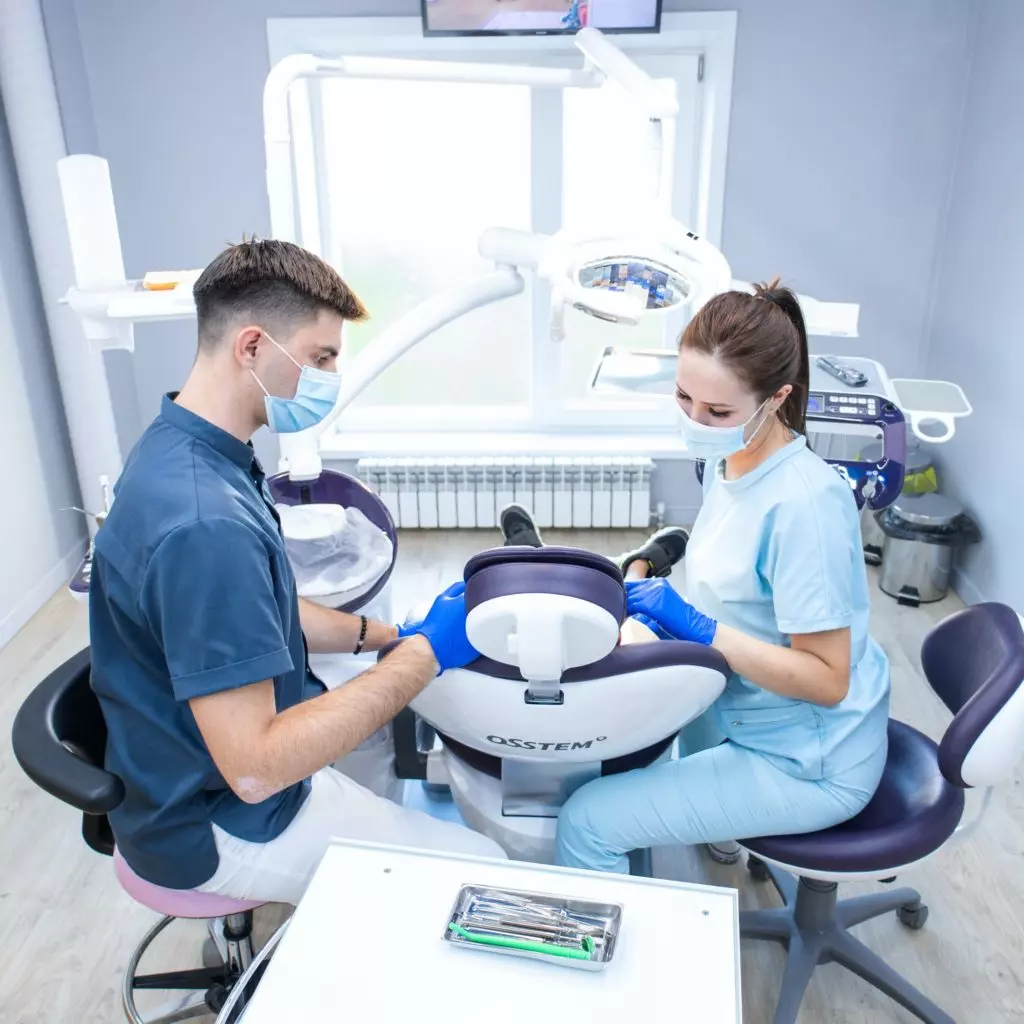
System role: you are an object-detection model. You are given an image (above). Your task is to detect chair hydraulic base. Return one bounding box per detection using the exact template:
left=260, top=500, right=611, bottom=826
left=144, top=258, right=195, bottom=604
left=742, top=857, right=955, bottom=1024
left=123, top=911, right=255, bottom=1024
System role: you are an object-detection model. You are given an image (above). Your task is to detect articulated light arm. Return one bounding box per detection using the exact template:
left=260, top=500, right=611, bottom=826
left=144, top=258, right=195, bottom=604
left=279, top=267, right=525, bottom=480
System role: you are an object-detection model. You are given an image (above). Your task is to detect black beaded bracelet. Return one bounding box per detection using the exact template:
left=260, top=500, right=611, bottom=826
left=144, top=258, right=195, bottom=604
left=352, top=615, right=369, bottom=655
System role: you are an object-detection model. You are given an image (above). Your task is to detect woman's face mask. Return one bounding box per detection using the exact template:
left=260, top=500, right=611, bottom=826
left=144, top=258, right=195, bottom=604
left=676, top=396, right=773, bottom=461
left=250, top=332, right=341, bottom=434
left=674, top=348, right=782, bottom=461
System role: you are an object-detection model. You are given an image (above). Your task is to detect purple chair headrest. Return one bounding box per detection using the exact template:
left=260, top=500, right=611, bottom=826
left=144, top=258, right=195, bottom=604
left=922, top=603, right=1024, bottom=788
left=464, top=546, right=626, bottom=626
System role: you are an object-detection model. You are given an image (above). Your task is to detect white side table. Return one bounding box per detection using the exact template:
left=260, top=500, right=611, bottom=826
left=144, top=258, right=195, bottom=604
left=237, top=840, right=741, bottom=1023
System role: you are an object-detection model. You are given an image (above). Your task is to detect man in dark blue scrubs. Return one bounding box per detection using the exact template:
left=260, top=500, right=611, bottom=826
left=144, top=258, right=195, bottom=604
left=90, top=240, right=503, bottom=904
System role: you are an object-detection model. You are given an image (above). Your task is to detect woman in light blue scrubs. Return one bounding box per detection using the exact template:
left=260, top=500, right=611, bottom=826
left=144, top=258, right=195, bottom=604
left=556, top=278, right=891, bottom=874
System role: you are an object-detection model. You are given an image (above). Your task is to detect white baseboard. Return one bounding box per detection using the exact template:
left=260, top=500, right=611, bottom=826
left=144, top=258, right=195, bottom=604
left=951, top=565, right=985, bottom=606
left=0, top=541, right=87, bottom=650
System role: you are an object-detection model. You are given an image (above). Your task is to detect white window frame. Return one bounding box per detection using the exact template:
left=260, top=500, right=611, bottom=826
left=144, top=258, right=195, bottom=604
left=266, top=13, right=736, bottom=440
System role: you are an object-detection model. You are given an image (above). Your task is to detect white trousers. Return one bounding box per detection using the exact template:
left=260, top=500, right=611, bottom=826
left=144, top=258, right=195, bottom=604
left=197, top=768, right=506, bottom=905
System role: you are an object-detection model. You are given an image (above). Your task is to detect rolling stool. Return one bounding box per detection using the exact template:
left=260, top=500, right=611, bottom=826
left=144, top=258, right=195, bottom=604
left=12, top=648, right=266, bottom=1023
left=112, top=850, right=262, bottom=1022
left=736, top=603, right=1024, bottom=1024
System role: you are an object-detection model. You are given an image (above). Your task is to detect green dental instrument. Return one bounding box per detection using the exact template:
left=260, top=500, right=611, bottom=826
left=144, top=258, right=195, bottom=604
left=448, top=922, right=594, bottom=961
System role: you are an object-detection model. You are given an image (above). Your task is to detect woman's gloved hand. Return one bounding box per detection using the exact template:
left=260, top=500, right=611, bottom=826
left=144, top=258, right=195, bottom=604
left=625, top=579, right=718, bottom=645
left=397, top=581, right=479, bottom=673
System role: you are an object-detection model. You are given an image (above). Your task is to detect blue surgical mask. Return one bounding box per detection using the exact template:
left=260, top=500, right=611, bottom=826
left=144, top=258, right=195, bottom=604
left=677, top=396, right=772, bottom=462
left=251, top=333, right=341, bottom=434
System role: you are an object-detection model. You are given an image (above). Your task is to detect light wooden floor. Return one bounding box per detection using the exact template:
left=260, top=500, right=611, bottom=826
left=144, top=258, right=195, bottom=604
left=2, top=530, right=1022, bottom=1023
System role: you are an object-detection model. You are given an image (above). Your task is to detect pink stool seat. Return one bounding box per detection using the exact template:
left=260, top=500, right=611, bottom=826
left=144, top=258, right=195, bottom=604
left=114, top=849, right=263, bottom=918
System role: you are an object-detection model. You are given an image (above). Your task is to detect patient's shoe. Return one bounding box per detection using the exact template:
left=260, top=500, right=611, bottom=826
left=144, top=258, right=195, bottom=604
left=500, top=503, right=543, bottom=548
left=620, top=526, right=690, bottom=578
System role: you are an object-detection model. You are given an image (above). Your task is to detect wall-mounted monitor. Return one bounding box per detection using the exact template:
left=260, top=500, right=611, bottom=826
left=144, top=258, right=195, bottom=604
left=422, top=0, right=662, bottom=38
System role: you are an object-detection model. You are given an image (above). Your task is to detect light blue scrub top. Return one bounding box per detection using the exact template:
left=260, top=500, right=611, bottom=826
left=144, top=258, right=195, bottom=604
left=683, top=435, right=890, bottom=781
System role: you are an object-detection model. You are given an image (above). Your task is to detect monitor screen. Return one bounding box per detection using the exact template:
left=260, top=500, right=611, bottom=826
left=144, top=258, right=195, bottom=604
left=422, top=1, right=662, bottom=38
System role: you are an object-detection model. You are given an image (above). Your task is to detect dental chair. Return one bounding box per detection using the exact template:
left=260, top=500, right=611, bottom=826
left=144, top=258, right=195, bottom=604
left=12, top=649, right=262, bottom=1024
left=738, top=602, right=1024, bottom=1024
left=390, top=545, right=731, bottom=862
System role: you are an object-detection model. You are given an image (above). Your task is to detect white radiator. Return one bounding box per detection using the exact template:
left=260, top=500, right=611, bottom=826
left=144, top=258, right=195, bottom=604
left=356, top=457, right=654, bottom=530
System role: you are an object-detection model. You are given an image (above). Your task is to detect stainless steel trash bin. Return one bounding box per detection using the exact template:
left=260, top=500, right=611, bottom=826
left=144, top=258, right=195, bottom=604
left=878, top=494, right=980, bottom=606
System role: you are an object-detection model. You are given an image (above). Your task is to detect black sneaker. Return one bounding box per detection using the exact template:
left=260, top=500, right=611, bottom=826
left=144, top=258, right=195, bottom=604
left=620, top=526, right=690, bottom=578
left=500, top=503, right=543, bottom=548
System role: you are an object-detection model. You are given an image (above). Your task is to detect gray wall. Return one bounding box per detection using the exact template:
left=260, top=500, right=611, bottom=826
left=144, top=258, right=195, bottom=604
left=686, top=0, right=973, bottom=375
left=0, top=101, right=84, bottom=644
left=44, top=0, right=975, bottom=461
left=924, top=0, right=1021, bottom=609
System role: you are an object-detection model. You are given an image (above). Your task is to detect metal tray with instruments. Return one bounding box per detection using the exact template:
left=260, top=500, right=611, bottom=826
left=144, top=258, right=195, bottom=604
left=442, top=883, right=622, bottom=971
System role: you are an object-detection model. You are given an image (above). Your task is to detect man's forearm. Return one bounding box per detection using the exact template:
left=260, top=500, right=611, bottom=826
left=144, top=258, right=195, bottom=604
left=241, top=636, right=437, bottom=802
left=299, top=596, right=398, bottom=654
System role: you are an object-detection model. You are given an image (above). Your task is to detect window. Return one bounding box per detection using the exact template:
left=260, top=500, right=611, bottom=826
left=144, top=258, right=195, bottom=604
left=321, top=78, right=532, bottom=417
left=269, top=15, right=734, bottom=436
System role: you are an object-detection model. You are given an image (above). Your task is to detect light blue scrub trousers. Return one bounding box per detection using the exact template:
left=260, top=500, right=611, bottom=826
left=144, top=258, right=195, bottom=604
left=555, top=713, right=887, bottom=874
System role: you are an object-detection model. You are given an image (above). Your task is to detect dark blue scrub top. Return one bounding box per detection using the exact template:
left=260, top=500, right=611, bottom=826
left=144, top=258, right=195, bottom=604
left=90, top=394, right=311, bottom=889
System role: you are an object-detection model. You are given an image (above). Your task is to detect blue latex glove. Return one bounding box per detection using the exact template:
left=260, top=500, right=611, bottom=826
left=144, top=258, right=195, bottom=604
left=396, top=616, right=423, bottom=638
left=625, top=579, right=718, bottom=645
left=397, top=581, right=479, bottom=673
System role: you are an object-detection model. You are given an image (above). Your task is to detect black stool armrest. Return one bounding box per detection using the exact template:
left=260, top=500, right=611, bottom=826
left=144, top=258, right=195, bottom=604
left=11, top=648, right=124, bottom=815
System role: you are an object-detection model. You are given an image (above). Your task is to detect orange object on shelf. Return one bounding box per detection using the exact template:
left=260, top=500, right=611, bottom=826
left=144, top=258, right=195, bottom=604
left=142, top=270, right=200, bottom=291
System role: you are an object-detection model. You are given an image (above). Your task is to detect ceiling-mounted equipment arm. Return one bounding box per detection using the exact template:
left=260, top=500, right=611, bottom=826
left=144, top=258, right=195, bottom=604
left=573, top=27, right=678, bottom=119
left=573, top=28, right=679, bottom=211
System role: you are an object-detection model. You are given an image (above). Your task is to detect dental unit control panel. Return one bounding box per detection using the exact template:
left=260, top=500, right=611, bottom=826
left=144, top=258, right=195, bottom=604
left=806, top=390, right=906, bottom=511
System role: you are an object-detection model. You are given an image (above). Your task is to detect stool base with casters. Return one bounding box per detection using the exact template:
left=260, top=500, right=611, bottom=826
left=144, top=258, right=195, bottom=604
left=741, top=856, right=949, bottom=1024
left=120, top=912, right=254, bottom=1023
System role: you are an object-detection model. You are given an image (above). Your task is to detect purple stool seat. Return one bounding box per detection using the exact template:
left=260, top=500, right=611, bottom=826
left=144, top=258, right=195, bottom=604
left=742, top=720, right=965, bottom=875
left=114, top=848, right=263, bottom=918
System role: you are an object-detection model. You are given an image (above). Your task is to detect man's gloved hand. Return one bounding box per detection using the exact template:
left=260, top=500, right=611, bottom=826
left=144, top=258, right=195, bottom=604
left=625, top=579, right=718, bottom=646
left=396, top=616, right=423, bottom=639
left=397, top=581, right=479, bottom=673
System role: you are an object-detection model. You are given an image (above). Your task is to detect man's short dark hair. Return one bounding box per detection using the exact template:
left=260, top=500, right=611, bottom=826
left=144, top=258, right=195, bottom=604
left=193, top=238, right=368, bottom=349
